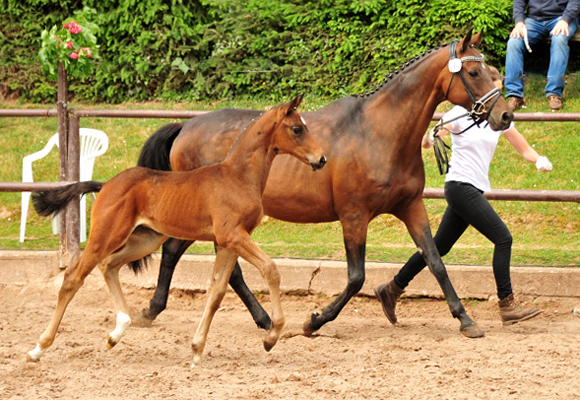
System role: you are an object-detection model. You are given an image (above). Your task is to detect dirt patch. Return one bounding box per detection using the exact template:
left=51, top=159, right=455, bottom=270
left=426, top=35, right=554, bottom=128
left=1, top=275, right=580, bottom=400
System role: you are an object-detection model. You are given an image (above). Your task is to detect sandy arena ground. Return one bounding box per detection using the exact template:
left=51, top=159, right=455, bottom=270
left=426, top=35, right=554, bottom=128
left=1, top=271, right=580, bottom=400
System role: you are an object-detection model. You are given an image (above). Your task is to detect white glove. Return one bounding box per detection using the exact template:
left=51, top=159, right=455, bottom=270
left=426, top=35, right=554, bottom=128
left=535, top=156, right=552, bottom=172
left=426, top=127, right=436, bottom=146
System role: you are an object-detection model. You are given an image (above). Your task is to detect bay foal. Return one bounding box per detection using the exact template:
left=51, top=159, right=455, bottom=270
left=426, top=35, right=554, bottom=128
left=26, top=95, right=327, bottom=366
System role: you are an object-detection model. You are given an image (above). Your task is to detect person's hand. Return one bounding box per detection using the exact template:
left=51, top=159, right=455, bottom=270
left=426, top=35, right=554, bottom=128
left=536, top=156, right=553, bottom=172
left=423, top=126, right=437, bottom=149
left=510, top=22, right=527, bottom=39
left=551, top=20, right=570, bottom=36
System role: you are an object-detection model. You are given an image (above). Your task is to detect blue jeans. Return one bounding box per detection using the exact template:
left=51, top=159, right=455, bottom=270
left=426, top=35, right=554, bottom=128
left=505, top=17, right=579, bottom=99
left=394, top=181, right=514, bottom=300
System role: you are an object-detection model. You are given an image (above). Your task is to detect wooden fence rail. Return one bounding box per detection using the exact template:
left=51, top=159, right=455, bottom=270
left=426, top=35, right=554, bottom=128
left=1, top=107, right=579, bottom=267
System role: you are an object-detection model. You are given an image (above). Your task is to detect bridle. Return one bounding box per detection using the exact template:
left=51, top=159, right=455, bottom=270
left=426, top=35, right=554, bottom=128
left=444, top=40, right=501, bottom=122
left=434, top=40, right=503, bottom=174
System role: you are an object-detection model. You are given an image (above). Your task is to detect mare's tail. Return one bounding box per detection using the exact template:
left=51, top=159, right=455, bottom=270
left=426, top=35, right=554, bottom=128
left=32, top=181, right=104, bottom=217
left=137, top=122, right=183, bottom=170
left=129, top=122, right=183, bottom=275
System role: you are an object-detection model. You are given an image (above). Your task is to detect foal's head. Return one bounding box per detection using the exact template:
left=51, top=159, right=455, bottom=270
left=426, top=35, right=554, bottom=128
left=270, top=95, right=327, bottom=171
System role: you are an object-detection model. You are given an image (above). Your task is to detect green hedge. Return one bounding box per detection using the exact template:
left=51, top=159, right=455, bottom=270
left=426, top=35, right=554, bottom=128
left=0, top=0, right=512, bottom=103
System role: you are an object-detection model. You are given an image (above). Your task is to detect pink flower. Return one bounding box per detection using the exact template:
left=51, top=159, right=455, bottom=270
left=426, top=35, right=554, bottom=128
left=64, top=21, right=82, bottom=34
left=69, top=51, right=79, bottom=60
left=81, top=47, right=92, bottom=57
left=67, top=41, right=73, bottom=49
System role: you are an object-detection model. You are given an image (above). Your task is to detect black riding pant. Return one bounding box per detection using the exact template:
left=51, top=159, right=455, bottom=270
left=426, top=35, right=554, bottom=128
left=394, top=180, right=513, bottom=300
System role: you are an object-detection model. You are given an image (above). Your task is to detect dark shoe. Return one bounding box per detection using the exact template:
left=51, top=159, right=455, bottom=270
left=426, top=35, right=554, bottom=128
left=498, top=294, right=541, bottom=326
left=374, top=280, right=404, bottom=324
left=548, top=94, right=563, bottom=111
left=507, top=96, right=525, bottom=112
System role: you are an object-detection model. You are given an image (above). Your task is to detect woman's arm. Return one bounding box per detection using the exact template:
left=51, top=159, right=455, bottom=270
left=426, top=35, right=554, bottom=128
left=503, top=126, right=540, bottom=162
left=504, top=126, right=552, bottom=171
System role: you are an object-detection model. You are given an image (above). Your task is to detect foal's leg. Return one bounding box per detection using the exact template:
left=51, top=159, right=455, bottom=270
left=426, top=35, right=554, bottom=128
left=397, top=200, right=484, bottom=338
left=191, top=245, right=239, bottom=367
left=137, top=239, right=271, bottom=330
left=27, top=252, right=101, bottom=362
left=304, top=215, right=368, bottom=334
left=101, top=227, right=168, bottom=347
left=223, top=232, right=285, bottom=352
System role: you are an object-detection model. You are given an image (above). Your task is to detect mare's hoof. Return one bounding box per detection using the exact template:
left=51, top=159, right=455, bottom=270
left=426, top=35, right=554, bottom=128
left=460, top=321, right=485, bottom=338
left=302, top=312, right=320, bottom=336
left=132, top=310, right=155, bottom=328
left=25, top=353, right=40, bottom=363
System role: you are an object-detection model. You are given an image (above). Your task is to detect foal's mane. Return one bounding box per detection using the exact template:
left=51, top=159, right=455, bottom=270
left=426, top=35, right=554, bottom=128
left=352, top=44, right=447, bottom=98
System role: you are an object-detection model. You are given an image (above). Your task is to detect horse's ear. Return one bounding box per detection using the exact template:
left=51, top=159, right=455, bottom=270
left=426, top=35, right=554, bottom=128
left=458, top=29, right=473, bottom=53
left=458, top=29, right=483, bottom=52
left=286, top=95, right=303, bottom=115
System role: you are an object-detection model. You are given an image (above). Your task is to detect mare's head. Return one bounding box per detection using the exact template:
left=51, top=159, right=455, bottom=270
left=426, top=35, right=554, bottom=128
left=441, top=30, right=513, bottom=131
left=270, top=95, right=327, bottom=171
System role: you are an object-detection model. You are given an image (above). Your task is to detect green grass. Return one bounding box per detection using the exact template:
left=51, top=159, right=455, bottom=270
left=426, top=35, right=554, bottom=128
left=1, top=74, right=579, bottom=267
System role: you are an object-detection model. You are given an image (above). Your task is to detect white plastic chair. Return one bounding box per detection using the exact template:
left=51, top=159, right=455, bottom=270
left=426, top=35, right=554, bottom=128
left=20, top=129, right=109, bottom=243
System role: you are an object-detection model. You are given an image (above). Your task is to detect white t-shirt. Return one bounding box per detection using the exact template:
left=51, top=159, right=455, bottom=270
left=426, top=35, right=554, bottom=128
left=443, top=105, right=514, bottom=192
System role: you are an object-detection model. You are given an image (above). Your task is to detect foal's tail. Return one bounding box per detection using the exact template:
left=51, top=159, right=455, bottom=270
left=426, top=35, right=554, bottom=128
left=137, top=122, right=183, bottom=171
left=32, top=181, right=104, bottom=217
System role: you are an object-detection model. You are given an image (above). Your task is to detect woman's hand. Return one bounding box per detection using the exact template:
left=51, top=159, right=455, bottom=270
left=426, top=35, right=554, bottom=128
left=535, top=156, right=553, bottom=172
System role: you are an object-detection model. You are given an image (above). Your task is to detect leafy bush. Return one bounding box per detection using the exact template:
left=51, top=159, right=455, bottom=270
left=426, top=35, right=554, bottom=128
left=0, top=0, right=513, bottom=103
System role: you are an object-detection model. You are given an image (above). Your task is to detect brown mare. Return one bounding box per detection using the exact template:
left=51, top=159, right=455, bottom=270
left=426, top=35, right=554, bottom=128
left=136, top=30, right=513, bottom=338
left=26, top=96, right=327, bottom=366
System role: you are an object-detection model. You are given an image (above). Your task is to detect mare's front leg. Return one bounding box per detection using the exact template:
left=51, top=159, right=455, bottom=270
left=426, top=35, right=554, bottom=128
left=304, top=216, right=368, bottom=334
left=136, top=238, right=194, bottom=325
left=397, top=199, right=484, bottom=338
left=191, top=245, right=239, bottom=367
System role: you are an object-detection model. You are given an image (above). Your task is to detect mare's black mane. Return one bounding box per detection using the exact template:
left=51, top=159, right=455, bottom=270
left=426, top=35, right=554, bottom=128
left=352, top=44, right=447, bottom=98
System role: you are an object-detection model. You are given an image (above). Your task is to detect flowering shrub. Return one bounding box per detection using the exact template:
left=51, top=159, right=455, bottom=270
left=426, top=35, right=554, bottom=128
left=38, top=8, right=100, bottom=81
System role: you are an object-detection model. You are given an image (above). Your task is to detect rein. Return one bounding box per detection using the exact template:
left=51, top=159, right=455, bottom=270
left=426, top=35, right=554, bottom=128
left=434, top=40, right=502, bottom=174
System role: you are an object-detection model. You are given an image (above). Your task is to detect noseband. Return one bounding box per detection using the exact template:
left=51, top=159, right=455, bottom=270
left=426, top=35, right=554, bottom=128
left=433, top=40, right=503, bottom=174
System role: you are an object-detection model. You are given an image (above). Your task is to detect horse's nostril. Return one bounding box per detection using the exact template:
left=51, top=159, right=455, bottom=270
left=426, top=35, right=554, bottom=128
left=320, top=155, right=327, bottom=167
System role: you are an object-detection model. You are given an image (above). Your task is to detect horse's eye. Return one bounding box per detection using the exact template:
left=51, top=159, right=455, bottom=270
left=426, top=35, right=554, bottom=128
left=469, top=70, right=479, bottom=78
left=292, top=126, right=303, bottom=135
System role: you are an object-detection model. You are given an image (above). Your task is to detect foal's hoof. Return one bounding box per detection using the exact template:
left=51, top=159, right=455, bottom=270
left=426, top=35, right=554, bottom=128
left=26, top=352, right=40, bottom=363
left=263, top=339, right=276, bottom=352
left=460, top=321, right=485, bottom=338
left=106, top=336, right=119, bottom=349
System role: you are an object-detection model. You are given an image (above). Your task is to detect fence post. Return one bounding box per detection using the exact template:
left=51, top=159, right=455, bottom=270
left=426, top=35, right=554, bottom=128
left=57, top=61, right=74, bottom=268
left=66, top=115, right=81, bottom=263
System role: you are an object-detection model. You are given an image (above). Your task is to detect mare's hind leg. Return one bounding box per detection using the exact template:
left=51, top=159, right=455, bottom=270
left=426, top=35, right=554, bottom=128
left=191, top=245, right=239, bottom=367
left=397, top=199, right=484, bottom=338
left=304, top=216, right=368, bottom=334
left=136, top=238, right=194, bottom=325
left=137, top=239, right=271, bottom=331
left=229, top=260, right=271, bottom=331
left=27, top=251, right=102, bottom=362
